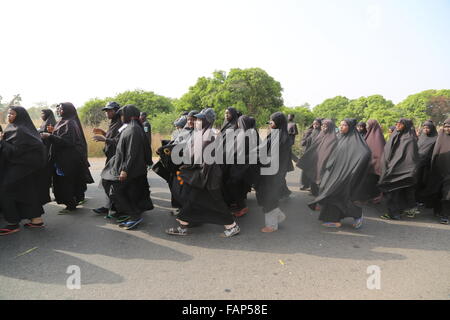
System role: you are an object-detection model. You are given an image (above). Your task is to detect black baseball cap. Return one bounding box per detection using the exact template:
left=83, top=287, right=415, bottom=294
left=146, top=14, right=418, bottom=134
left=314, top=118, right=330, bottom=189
left=102, top=101, right=120, bottom=111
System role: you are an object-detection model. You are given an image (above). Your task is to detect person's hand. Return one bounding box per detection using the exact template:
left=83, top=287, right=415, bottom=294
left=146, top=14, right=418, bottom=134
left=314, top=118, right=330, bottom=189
left=93, top=135, right=106, bottom=142
left=46, top=125, right=54, bottom=133
left=119, top=171, right=128, bottom=182
left=93, top=128, right=106, bottom=136
left=41, top=133, right=51, bottom=139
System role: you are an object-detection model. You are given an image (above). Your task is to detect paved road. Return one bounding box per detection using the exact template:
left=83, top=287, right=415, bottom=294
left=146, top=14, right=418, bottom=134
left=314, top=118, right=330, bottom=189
left=1, top=159, right=449, bottom=300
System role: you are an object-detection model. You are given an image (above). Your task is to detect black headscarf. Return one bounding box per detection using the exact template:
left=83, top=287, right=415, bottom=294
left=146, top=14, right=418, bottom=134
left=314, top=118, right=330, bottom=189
left=308, top=118, right=371, bottom=209
left=417, top=120, right=438, bottom=167
left=238, top=115, right=256, bottom=131
left=298, top=119, right=337, bottom=185
left=378, top=118, right=419, bottom=192
left=0, top=106, right=46, bottom=186
left=103, top=108, right=123, bottom=161
left=357, top=121, right=367, bottom=136
left=301, top=118, right=322, bottom=148
left=423, top=118, right=450, bottom=200
left=221, top=107, right=239, bottom=132
left=364, top=119, right=386, bottom=176
left=53, top=102, right=88, bottom=159
left=3, top=106, right=42, bottom=144
left=38, top=109, right=56, bottom=133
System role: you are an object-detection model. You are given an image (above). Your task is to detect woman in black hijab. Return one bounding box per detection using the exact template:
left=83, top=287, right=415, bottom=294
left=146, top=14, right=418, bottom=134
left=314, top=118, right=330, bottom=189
left=358, top=119, right=386, bottom=203
left=165, top=108, right=240, bottom=237
left=41, top=102, right=94, bottom=213
left=38, top=109, right=56, bottom=133
left=255, top=112, right=292, bottom=232
left=356, top=122, right=367, bottom=136
left=101, top=105, right=154, bottom=230
left=221, top=107, right=239, bottom=132
left=300, top=118, right=322, bottom=190
left=378, top=118, right=419, bottom=220
left=297, top=119, right=338, bottom=197
left=0, top=107, right=49, bottom=235
left=225, top=115, right=260, bottom=217
left=415, top=120, right=438, bottom=208
left=308, top=118, right=371, bottom=228
left=422, top=118, right=450, bottom=224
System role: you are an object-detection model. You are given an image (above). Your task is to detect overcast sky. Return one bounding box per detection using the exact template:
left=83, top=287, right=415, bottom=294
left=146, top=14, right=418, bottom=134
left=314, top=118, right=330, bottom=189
left=1, top=0, right=449, bottom=109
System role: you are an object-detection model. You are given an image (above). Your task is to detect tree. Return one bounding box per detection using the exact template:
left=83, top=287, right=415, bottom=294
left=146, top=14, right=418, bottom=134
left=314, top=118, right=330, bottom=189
left=312, top=96, right=350, bottom=121
left=281, top=104, right=315, bottom=128
left=78, top=90, right=175, bottom=126
left=174, top=68, right=284, bottom=127
left=396, top=90, right=450, bottom=126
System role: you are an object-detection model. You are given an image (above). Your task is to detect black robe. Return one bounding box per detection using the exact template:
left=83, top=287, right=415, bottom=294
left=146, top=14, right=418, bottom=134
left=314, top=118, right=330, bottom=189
left=422, top=118, right=450, bottom=215
left=0, top=107, right=49, bottom=224
left=256, top=112, right=293, bottom=213
left=104, top=113, right=123, bottom=162
left=177, top=119, right=234, bottom=226
left=300, top=119, right=322, bottom=188
left=49, top=102, right=94, bottom=209
left=309, top=119, right=371, bottom=223
left=416, top=121, right=438, bottom=203
left=297, top=119, right=337, bottom=196
left=101, top=105, right=153, bottom=218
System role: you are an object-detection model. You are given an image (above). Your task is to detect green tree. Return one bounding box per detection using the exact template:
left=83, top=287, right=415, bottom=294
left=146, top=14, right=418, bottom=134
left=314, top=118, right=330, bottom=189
left=114, top=89, right=174, bottom=116
left=78, top=98, right=109, bottom=126
left=312, top=96, right=350, bottom=121
left=174, top=68, right=284, bottom=127
left=396, top=90, right=450, bottom=126
left=281, top=104, right=315, bottom=128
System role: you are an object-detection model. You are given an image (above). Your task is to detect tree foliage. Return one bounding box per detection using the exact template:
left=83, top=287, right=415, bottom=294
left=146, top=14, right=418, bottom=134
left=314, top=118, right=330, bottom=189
left=174, top=68, right=284, bottom=127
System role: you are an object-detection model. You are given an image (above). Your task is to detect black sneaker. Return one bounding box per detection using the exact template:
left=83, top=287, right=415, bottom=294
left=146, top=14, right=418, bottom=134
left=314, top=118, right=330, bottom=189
left=93, top=207, right=109, bottom=214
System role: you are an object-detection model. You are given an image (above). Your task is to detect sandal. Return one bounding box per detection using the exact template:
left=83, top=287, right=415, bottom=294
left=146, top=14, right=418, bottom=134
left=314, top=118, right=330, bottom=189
left=261, top=226, right=276, bottom=233
left=233, top=207, right=249, bottom=218
left=322, top=222, right=342, bottom=228
left=0, top=225, right=20, bottom=236
left=165, top=226, right=188, bottom=236
left=24, top=222, right=45, bottom=228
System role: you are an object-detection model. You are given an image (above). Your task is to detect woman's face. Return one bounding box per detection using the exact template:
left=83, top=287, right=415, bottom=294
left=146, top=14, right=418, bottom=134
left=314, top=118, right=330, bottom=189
left=225, top=110, right=232, bottom=121
left=444, top=124, right=450, bottom=135
left=321, top=123, right=329, bottom=132
left=56, top=105, right=63, bottom=117
left=187, top=116, right=195, bottom=129
left=396, top=122, right=405, bottom=132
left=41, top=111, right=46, bottom=121
left=313, top=121, right=321, bottom=129
left=339, top=121, right=349, bottom=134
left=269, top=120, right=276, bottom=129
left=422, top=126, right=431, bottom=135
left=356, top=125, right=365, bottom=133
left=7, top=109, right=17, bottom=124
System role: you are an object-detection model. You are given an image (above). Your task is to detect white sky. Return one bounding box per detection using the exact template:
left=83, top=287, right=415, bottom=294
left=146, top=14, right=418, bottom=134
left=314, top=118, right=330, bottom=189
left=1, top=0, right=449, bottom=109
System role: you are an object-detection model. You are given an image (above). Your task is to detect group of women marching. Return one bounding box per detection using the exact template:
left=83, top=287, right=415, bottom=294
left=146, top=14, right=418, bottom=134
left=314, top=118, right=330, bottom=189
left=0, top=101, right=449, bottom=237
left=298, top=117, right=450, bottom=227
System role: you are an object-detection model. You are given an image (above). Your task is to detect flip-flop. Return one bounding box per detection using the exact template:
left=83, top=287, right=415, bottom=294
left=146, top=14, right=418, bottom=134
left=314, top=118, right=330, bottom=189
left=322, top=222, right=342, bottom=228
left=24, top=222, right=45, bottom=228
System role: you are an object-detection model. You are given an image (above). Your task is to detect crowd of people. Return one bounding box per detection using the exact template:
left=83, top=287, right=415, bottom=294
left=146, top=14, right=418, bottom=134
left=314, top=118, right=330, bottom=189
left=0, top=101, right=449, bottom=237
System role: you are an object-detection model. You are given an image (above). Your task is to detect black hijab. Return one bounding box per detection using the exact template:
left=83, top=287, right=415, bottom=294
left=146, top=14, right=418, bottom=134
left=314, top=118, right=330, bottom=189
left=53, top=102, right=88, bottom=159
left=378, top=118, right=419, bottom=192
left=221, top=107, right=239, bottom=132
left=417, top=120, right=438, bottom=167
left=364, top=119, right=386, bottom=176
left=3, top=106, right=42, bottom=144
left=1, top=106, right=46, bottom=186
left=423, top=118, right=450, bottom=200
left=298, top=119, right=338, bottom=185
left=308, top=118, right=371, bottom=209
left=357, top=121, right=367, bottom=136
left=39, top=109, right=56, bottom=133
left=302, top=118, right=322, bottom=148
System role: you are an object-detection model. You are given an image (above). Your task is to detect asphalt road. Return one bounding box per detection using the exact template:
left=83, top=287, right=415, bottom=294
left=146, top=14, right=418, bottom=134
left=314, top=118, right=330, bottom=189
left=0, top=159, right=449, bottom=300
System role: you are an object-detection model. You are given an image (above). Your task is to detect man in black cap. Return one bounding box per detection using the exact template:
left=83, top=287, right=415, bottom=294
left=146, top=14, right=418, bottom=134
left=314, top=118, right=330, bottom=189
left=92, top=101, right=122, bottom=215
